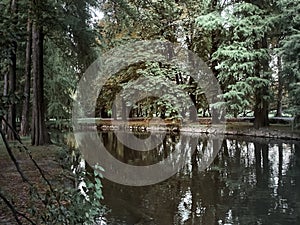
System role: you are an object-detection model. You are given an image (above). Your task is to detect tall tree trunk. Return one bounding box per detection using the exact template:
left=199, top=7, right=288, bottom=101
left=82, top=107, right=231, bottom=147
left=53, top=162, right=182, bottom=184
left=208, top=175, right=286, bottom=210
left=2, top=73, right=8, bottom=134
left=7, top=44, right=17, bottom=140
left=7, top=0, right=18, bottom=140
left=31, top=21, right=49, bottom=145
left=189, top=92, right=198, bottom=121
left=254, top=92, right=269, bottom=129
left=254, top=36, right=269, bottom=129
left=20, top=18, right=32, bottom=136
left=209, top=0, right=221, bottom=124
left=275, top=56, right=283, bottom=117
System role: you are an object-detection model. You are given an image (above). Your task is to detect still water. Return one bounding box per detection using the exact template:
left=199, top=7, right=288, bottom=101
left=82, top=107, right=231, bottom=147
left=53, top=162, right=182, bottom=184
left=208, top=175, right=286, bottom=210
left=95, top=132, right=300, bottom=225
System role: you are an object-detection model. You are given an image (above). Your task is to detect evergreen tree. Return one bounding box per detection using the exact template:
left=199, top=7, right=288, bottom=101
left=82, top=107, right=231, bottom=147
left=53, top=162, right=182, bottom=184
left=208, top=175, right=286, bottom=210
left=0, top=0, right=100, bottom=144
left=197, top=0, right=277, bottom=128
left=20, top=16, right=32, bottom=136
left=31, top=0, right=48, bottom=145
left=279, top=0, right=300, bottom=127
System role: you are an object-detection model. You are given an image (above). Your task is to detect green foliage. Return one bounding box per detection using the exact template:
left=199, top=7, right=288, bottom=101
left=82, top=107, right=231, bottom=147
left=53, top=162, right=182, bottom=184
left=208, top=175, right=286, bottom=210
left=29, top=0, right=100, bottom=125
left=197, top=1, right=273, bottom=117
left=0, top=123, right=106, bottom=224
left=0, top=93, right=21, bottom=117
left=41, top=163, right=106, bottom=225
left=1, top=0, right=106, bottom=220
left=44, top=40, right=77, bottom=121
left=24, top=146, right=106, bottom=225
left=0, top=0, right=26, bottom=79
left=96, top=0, right=213, bottom=117
left=95, top=60, right=195, bottom=119
left=120, top=62, right=192, bottom=118
left=278, top=0, right=300, bottom=124
left=0, top=95, right=10, bottom=117
left=0, top=0, right=100, bottom=123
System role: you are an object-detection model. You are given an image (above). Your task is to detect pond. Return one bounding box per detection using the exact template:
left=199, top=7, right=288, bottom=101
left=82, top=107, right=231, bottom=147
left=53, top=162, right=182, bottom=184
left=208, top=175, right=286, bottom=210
left=89, top=131, right=300, bottom=225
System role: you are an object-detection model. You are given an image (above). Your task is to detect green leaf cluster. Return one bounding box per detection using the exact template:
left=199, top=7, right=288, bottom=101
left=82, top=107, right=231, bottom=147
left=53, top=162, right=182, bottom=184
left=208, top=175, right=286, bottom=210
left=278, top=0, right=300, bottom=123
left=197, top=1, right=273, bottom=117
left=120, top=62, right=192, bottom=118
left=23, top=145, right=106, bottom=225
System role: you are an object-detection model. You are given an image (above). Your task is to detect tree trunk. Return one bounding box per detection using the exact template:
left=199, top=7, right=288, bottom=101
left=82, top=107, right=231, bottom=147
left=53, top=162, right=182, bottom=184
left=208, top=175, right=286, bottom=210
left=254, top=94, right=269, bottom=129
left=275, top=56, right=283, bottom=117
left=20, top=18, right=32, bottom=136
left=31, top=21, right=50, bottom=145
left=209, top=0, right=221, bottom=124
left=121, top=98, right=127, bottom=120
left=189, top=90, right=197, bottom=122
left=7, top=44, right=17, bottom=140
left=2, top=73, right=8, bottom=134
left=7, top=0, right=18, bottom=140
left=254, top=36, right=269, bottom=129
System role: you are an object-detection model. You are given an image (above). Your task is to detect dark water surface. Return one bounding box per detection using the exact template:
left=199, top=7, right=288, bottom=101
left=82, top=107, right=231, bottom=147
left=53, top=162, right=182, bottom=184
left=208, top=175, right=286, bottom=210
left=98, top=132, right=300, bottom=225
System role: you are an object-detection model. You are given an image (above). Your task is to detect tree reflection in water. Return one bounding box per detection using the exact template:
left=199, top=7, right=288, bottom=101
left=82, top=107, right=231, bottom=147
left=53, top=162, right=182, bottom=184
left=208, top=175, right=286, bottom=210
left=98, top=132, right=300, bottom=225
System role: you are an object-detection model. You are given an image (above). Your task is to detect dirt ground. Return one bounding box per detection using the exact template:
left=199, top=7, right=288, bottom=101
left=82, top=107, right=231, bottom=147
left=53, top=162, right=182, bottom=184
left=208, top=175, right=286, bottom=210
left=0, top=139, right=64, bottom=225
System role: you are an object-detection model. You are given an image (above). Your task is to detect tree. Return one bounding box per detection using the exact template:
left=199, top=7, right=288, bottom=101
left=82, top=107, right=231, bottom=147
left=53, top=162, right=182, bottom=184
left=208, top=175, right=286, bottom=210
left=0, top=0, right=19, bottom=140
left=44, top=40, right=77, bottom=123
left=20, top=17, right=32, bottom=136
left=120, top=62, right=193, bottom=119
left=31, top=2, right=50, bottom=145
left=97, top=0, right=215, bottom=119
left=279, top=0, right=300, bottom=128
left=275, top=55, right=284, bottom=117
left=29, top=0, right=100, bottom=144
left=197, top=1, right=277, bottom=128
left=7, top=0, right=18, bottom=140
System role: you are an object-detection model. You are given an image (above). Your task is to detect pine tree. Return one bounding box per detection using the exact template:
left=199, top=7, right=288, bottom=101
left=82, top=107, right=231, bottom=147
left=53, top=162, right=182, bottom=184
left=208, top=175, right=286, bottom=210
left=197, top=1, right=277, bottom=128
left=279, top=0, right=300, bottom=128
left=5, top=0, right=17, bottom=140
left=20, top=16, right=32, bottom=136
left=0, top=0, right=20, bottom=139
left=30, top=0, right=100, bottom=144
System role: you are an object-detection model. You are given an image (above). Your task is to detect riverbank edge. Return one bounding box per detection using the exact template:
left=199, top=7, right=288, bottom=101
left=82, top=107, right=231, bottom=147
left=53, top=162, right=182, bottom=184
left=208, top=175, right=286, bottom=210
left=97, top=123, right=300, bottom=141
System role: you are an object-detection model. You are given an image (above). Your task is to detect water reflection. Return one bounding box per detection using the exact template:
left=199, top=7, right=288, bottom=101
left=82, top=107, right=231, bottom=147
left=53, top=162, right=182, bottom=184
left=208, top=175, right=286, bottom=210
left=98, top=132, right=300, bottom=225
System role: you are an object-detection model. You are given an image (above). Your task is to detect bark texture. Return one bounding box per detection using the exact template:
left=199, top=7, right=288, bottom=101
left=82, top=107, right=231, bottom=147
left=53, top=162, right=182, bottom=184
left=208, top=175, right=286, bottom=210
left=20, top=18, right=32, bottom=136
left=31, top=20, right=49, bottom=145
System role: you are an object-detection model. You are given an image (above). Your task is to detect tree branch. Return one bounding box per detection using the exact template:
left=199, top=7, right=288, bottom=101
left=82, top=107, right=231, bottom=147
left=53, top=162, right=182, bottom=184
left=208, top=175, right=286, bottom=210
left=0, top=122, right=28, bottom=183
left=0, top=189, right=36, bottom=225
left=1, top=116, right=56, bottom=194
